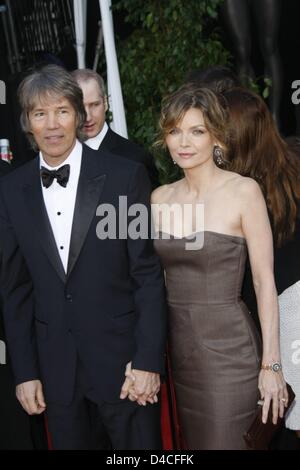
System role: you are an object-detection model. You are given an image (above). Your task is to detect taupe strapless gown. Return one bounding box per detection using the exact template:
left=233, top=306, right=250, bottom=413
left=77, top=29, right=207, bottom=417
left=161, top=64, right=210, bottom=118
left=154, top=231, right=262, bottom=450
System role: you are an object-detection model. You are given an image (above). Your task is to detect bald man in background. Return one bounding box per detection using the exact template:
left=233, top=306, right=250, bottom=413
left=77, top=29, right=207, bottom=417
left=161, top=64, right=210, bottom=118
left=72, top=69, right=159, bottom=188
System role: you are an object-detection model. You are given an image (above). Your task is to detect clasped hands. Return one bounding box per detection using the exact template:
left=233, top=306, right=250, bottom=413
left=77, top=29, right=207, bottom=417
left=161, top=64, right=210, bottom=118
left=120, top=362, right=160, bottom=406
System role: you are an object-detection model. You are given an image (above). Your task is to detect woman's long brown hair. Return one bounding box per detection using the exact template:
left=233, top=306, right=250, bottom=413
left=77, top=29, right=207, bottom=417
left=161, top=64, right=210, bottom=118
left=224, top=88, right=300, bottom=246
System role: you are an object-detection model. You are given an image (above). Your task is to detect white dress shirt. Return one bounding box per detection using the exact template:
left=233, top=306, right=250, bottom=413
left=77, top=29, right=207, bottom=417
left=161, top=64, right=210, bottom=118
left=40, top=140, right=82, bottom=273
left=84, top=121, right=108, bottom=150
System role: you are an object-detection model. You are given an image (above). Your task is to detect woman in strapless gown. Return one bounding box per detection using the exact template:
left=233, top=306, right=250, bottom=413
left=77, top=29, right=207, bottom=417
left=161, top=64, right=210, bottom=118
left=154, top=231, right=261, bottom=449
left=152, top=84, right=288, bottom=450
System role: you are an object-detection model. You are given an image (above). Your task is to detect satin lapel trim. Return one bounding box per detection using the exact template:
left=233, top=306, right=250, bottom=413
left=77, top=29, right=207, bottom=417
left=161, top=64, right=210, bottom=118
left=67, top=173, right=106, bottom=277
left=23, top=180, right=66, bottom=284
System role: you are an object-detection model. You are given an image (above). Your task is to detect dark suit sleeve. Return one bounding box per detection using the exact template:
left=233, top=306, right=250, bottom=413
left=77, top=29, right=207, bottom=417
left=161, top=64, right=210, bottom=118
left=0, top=184, right=39, bottom=385
left=142, top=149, right=160, bottom=190
left=126, top=164, right=166, bottom=374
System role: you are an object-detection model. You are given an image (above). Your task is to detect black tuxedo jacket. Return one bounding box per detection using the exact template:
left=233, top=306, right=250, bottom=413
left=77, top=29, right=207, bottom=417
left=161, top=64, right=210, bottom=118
left=100, top=127, right=160, bottom=189
left=0, top=160, right=11, bottom=177
left=0, top=144, right=166, bottom=405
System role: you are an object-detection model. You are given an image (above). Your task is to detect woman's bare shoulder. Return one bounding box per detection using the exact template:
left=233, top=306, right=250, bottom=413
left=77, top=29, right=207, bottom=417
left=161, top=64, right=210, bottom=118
left=224, top=171, right=262, bottom=198
left=151, top=180, right=181, bottom=204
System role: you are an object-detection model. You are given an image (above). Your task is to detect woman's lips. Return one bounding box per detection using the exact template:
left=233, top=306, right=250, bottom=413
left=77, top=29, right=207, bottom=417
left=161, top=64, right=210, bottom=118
left=178, top=153, right=194, bottom=159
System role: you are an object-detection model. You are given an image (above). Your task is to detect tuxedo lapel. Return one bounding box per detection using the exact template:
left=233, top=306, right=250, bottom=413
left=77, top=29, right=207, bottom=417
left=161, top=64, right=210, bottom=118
left=100, top=127, right=117, bottom=153
left=23, top=160, right=66, bottom=283
left=67, top=147, right=106, bottom=277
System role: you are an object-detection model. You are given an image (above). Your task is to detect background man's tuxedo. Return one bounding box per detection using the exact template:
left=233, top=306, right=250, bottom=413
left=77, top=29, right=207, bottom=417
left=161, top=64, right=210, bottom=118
left=0, top=144, right=166, bottom=408
left=100, top=127, right=160, bottom=189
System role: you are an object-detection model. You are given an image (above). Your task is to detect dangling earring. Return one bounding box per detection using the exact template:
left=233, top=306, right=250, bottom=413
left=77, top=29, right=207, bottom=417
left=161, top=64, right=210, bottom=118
left=172, top=159, right=177, bottom=165
left=213, top=145, right=225, bottom=166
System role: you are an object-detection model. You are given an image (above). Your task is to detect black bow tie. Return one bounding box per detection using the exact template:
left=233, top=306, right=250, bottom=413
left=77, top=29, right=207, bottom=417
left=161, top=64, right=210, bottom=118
left=40, top=164, right=70, bottom=188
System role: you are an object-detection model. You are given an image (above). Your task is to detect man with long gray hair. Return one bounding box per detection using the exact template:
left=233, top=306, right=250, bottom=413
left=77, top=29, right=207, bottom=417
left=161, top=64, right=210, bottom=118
left=0, top=64, right=166, bottom=450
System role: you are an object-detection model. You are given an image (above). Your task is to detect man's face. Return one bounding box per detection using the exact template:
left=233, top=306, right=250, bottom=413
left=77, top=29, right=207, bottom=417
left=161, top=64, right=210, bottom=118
left=28, top=94, right=77, bottom=167
left=79, top=79, right=108, bottom=138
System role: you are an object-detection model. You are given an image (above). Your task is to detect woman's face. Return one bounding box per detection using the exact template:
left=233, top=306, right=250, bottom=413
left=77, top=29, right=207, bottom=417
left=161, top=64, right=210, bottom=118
left=165, top=107, right=216, bottom=170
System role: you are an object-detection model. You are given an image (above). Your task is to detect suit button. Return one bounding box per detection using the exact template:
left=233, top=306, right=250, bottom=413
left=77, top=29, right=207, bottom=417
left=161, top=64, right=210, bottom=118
left=66, top=294, right=73, bottom=302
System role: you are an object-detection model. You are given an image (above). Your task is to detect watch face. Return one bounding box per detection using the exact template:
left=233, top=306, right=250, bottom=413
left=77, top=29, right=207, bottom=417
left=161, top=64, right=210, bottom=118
left=272, top=363, right=281, bottom=372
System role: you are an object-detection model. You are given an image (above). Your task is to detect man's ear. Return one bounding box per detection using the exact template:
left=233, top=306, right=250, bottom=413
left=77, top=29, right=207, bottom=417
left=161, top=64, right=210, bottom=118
left=104, top=95, right=108, bottom=113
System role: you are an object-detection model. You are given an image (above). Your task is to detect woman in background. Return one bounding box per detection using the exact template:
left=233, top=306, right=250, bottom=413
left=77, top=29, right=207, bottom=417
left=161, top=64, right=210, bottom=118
left=152, top=85, right=287, bottom=449
left=224, top=87, right=300, bottom=439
